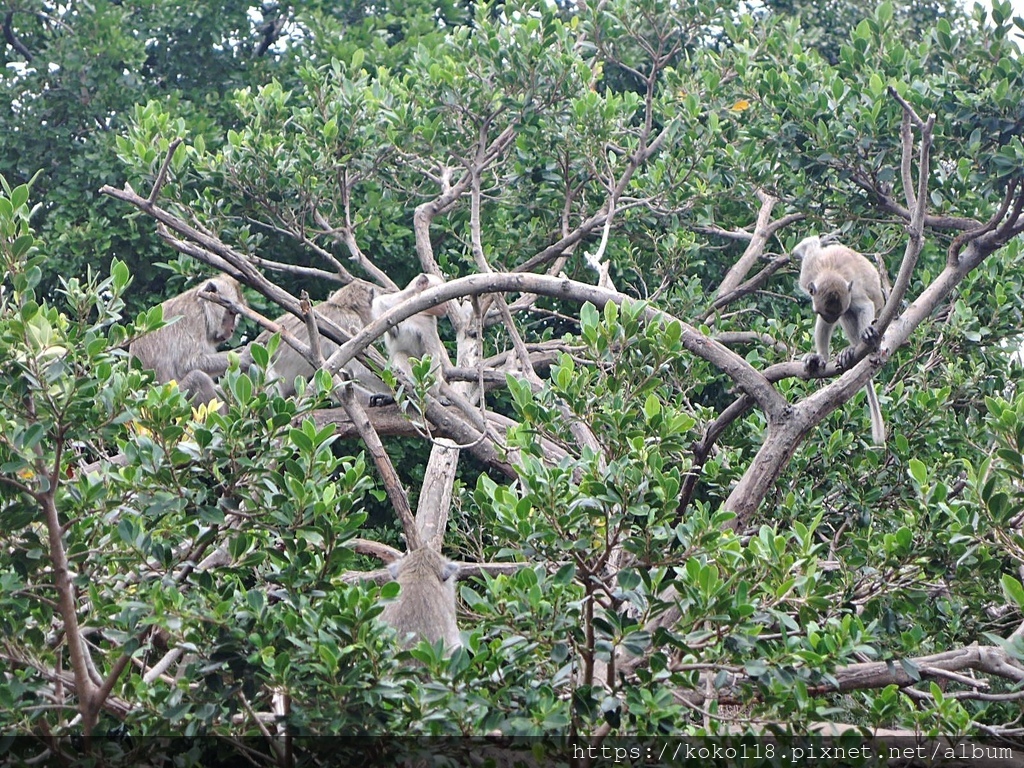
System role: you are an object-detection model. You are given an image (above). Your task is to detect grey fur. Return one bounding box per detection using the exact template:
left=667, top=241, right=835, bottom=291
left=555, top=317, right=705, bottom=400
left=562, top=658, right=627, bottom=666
left=379, top=547, right=461, bottom=651
left=796, top=235, right=886, bottom=445
left=129, top=274, right=244, bottom=406
left=252, top=274, right=447, bottom=403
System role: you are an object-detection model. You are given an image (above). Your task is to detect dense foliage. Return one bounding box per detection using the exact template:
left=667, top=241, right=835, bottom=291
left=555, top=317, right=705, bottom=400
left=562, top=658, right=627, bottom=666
left=2, top=1, right=1024, bottom=766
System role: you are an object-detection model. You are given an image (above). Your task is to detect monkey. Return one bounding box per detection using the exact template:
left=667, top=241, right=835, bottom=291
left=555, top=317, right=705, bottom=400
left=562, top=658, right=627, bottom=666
left=129, top=274, right=245, bottom=407
left=795, top=235, right=886, bottom=445
left=378, top=547, right=461, bottom=651
left=252, top=274, right=448, bottom=404
left=372, top=273, right=448, bottom=390
left=253, top=279, right=388, bottom=401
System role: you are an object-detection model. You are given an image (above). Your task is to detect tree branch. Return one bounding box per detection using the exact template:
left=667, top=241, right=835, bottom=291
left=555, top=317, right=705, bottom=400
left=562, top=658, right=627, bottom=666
left=325, top=272, right=788, bottom=420
left=3, top=11, right=33, bottom=62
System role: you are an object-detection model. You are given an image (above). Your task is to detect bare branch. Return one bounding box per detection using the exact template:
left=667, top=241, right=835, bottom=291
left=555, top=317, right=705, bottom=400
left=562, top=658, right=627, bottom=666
left=4, top=11, right=33, bottom=61
left=40, top=491, right=99, bottom=731
left=707, top=253, right=793, bottom=315
left=946, top=178, right=1019, bottom=267
left=886, top=85, right=928, bottom=129
left=350, top=538, right=402, bottom=564
left=678, top=394, right=754, bottom=517
left=876, top=105, right=934, bottom=331
left=148, top=138, right=183, bottom=205
left=313, top=208, right=389, bottom=287
left=899, top=108, right=917, bottom=212
left=325, top=272, right=787, bottom=420
left=337, top=383, right=423, bottom=551
left=714, top=190, right=779, bottom=299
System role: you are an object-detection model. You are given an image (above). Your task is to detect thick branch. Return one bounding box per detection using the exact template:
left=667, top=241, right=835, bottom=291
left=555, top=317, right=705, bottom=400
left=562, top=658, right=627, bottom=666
left=3, top=11, right=33, bottom=62
left=350, top=538, right=402, bottom=563
left=713, top=190, right=778, bottom=299
left=41, top=492, right=99, bottom=729
left=728, top=217, right=1021, bottom=525
left=707, top=254, right=793, bottom=315
left=337, top=384, right=423, bottom=550
left=325, top=273, right=787, bottom=420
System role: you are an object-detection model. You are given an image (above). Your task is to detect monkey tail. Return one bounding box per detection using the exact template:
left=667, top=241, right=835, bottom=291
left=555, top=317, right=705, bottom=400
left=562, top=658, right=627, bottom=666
left=864, top=382, right=886, bottom=446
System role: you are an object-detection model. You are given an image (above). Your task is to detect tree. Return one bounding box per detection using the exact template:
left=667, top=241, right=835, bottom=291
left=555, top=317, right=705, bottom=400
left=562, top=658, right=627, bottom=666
left=3, top=0, right=1024, bottom=765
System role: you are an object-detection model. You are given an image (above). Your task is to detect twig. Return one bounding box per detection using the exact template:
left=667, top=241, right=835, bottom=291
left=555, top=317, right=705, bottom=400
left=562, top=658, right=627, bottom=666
left=148, top=138, right=183, bottom=205
left=947, top=178, right=1019, bottom=266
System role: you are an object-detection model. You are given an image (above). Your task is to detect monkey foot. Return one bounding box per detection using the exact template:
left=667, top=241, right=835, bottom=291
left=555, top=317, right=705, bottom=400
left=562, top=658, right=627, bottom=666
left=835, top=348, right=857, bottom=370
left=803, top=353, right=827, bottom=374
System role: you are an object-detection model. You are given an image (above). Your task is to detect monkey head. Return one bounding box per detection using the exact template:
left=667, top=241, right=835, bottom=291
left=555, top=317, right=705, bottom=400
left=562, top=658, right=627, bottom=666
left=379, top=547, right=461, bottom=650
left=199, top=277, right=242, bottom=345
left=807, top=275, right=853, bottom=324
left=791, top=235, right=822, bottom=262
left=407, top=273, right=448, bottom=317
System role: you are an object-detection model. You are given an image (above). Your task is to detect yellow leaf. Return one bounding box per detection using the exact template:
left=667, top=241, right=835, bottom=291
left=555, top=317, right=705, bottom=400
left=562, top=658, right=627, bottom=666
left=730, top=99, right=750, bottom=112
left=191, top=399, right=223, bottom=422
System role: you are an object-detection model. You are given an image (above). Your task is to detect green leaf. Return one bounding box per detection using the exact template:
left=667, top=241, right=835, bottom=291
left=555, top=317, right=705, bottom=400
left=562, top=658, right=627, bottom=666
left=643, top=394, right=661, bottom=421
left=232, top=373, right=253, bottom=404
left=10, top=184, right=29, bottom=210
left=289, top=427, right=313, bottom=452
left=868, top=73, right=884, bottom=98
left=1001, top=574, right=1024, bottom=609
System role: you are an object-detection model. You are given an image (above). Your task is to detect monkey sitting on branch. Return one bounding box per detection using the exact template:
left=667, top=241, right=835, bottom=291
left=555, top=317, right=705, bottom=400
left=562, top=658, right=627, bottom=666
left=379, top=546, right=461, bottom=652
left=254, top=273, right=449, bottom=405
left=795, top=235, right=886, bottom=446
left=129, top=273, right=246, bottom=407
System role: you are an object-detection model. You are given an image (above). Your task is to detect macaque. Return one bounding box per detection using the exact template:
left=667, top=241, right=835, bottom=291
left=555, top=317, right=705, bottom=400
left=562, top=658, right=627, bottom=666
left=254, top=274, right=448, bottom=403
left=373, top=273, right=448, bottom=387
left=379, top=547, right=461, bottom=651
left=795, top=235, right=886, bottom=445
left=129, top=274, right=245, bottom=406
left=254, top=280, right=389, bottom=401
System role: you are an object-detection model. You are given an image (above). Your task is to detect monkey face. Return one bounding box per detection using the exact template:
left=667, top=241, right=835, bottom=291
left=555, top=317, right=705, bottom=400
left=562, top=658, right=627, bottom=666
left=199, top=277, right=243, bottom=345
left=808, top=277, right=852, bottom=324
left=213, top=310, right=238, bottom=344
left=406, top=274, right=447, bottom=316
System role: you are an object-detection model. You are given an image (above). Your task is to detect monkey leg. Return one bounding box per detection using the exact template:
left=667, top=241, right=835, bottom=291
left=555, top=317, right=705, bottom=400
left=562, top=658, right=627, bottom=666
left=836, top=325, right=880, bottom=370
left=179, top=369, right=226, bottom=413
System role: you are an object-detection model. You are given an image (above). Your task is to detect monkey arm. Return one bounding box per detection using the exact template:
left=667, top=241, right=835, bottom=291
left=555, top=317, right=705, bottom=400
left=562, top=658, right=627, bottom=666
left=804, top=315, right=836, bottom=373
left=836, top=304, right=880, bottom=370
left=194, top=350, right=234, bottom=377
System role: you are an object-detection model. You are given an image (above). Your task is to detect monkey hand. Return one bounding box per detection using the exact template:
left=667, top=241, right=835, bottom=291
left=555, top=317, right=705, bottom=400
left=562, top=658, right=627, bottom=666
left=860, top=324, right=880, bottom=348
left=803, top=353, right=828, bottom=374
